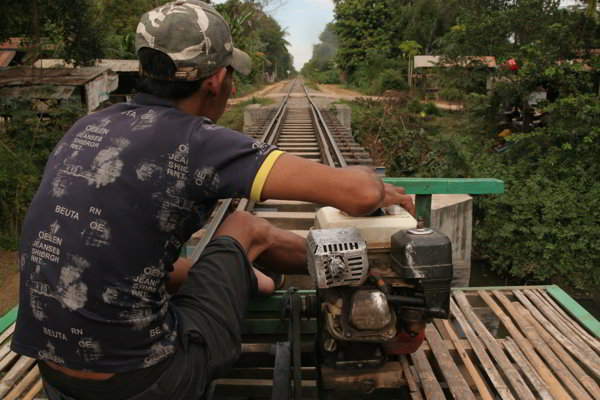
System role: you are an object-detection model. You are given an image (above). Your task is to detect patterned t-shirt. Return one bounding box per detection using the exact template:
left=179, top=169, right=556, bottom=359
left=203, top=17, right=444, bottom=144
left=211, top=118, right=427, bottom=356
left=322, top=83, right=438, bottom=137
left=11, top=93, right=283, bottom=373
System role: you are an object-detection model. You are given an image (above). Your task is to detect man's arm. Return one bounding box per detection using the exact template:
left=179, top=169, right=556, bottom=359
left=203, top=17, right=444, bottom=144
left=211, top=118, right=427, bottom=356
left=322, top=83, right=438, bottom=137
left=260, top=153, right=415, bottom=216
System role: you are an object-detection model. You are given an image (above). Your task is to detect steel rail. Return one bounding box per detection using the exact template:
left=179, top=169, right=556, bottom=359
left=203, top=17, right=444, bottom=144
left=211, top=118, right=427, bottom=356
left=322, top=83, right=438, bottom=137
left=301, top=82, right=348, bottom=168
left=190, top=80, right=297, bottom=263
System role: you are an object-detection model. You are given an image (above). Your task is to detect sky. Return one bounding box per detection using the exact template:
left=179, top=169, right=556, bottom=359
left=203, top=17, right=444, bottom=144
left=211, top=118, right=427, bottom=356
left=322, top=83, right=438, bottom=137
left=213, top=0, right=335, bottom=71
left=213, top=0, right=583, bottom=72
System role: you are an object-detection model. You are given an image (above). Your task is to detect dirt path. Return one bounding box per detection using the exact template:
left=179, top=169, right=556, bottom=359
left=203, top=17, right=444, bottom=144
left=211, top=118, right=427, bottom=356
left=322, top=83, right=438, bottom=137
left=317, top=84, right=363, bottom=98
left=0, top=251, right=19, bottom=315
left=228, top=80, right=289, bottom=105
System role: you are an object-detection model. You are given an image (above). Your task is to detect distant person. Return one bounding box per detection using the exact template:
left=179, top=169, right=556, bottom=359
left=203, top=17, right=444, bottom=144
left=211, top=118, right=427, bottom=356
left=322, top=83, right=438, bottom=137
left=11, top=1, right=415, bottom=399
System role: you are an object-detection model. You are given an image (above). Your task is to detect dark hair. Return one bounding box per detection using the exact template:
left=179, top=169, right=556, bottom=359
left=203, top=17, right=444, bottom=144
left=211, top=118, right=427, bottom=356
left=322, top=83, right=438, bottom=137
left=136, top=48, right=203, bottom=99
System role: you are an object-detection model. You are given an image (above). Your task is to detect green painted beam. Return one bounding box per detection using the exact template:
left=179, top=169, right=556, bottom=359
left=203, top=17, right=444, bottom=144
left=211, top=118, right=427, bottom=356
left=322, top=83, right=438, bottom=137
left=546, top=285, right=600, bottom=339
left=0, top=305, right=18, bottom=335
left=383, top=178, right=504, bottom=195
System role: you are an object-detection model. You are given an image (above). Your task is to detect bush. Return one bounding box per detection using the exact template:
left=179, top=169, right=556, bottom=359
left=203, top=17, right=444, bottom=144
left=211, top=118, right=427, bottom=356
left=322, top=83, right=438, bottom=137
left=0, top=95, right=84, bottom=248
left=317, top=69, right=341, bottom=84
left=470, top=94, right=600, bottom=298
left=374, top=69, right=407, bottom=94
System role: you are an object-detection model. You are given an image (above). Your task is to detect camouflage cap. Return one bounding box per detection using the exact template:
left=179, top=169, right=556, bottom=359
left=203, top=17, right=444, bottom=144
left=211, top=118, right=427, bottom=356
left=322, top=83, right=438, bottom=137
left=135, top=0, right=252, bottom=81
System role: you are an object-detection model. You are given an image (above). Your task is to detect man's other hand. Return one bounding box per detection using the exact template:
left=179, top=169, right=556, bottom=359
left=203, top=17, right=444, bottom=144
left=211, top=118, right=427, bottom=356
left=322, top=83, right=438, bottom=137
left=381, top=184, right=416, bottom=217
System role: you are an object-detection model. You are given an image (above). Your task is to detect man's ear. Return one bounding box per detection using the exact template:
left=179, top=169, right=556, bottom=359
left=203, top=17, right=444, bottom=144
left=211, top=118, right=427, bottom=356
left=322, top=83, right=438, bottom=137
left=202, top=67, right=228, bottom=97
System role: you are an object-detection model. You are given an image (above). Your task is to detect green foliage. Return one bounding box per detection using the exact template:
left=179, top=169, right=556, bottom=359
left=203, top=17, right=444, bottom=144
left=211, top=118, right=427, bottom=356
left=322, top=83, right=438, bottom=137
left=347, top=97, right=461, bottom=177
left=374, top=69, right=407, bottom=94
left=468, top=94, right=600, bottom=297
left=0, top=95, right=84, bottom=248
left=216, top=0, right=295, bottom=83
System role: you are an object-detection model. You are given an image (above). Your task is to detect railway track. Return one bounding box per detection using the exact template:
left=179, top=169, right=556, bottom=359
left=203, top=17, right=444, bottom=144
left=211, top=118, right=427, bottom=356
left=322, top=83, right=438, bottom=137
left=199, top=78, right=375, bottom=399
left=191, top=79, right=374, bottom=262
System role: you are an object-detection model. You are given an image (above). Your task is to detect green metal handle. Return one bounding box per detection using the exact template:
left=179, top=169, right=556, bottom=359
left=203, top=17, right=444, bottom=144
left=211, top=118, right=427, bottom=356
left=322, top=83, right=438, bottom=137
left=383, top=178, right=504, bottom=227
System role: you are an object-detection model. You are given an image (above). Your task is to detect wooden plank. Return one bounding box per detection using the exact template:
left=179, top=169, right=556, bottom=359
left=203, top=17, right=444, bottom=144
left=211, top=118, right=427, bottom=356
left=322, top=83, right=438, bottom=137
left=515, top=302, right=600, bottom=400
left=424, top=324, right=475, bottom=400
left=0, top=351, right=19, bottom=371
left=20, top=378, right=43, bottom=400
left=0, top=356, right=36, bottom=398
left=441, top=319, right=494, bottom=400
left=513, top=290, right=600, bottom=380
left=524, top=289, right=600, bottom=365
left=0, top=323, right=15, bottom=346
left=539, top=289, right=600, bottom=351
left=4, top=364, right=39, bottom=400
left=546, top=285, right=600, bottom=339
left=383, top=178, right=504, bottom=194
left=454, top=292, right=535, bottom=400
left=0, top=338, right=13, bottom=361
left=400, top=355, right=423, bottom=400
left=483, top=291, right=572, bottom=400
left=409, top=347, right=445, bottom=400
left=502, top=337, right=553, bottom=400
left=449, top=299, right=515, bottom=400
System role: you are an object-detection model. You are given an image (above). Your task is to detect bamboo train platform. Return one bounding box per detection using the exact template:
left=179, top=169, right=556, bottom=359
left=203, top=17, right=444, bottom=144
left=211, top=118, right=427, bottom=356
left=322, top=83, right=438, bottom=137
left=1, top=284, right=599, bottom=399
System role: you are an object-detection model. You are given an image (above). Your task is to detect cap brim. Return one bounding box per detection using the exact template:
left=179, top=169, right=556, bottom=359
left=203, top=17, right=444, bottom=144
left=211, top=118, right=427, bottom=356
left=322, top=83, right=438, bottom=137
left=231, top=48, right=252, bottom=76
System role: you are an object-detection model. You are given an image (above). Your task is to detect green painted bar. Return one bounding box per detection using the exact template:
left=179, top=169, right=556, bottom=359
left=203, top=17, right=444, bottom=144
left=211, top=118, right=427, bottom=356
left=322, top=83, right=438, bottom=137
left=546, top=285, right=600, bottom=339
left=248, top=290, right=316, bottom=312
left=383, top=178, right=504, bottom=194
left=0, top=305, right=18, bottom=335
left=415, top=194, right=432, bottom=227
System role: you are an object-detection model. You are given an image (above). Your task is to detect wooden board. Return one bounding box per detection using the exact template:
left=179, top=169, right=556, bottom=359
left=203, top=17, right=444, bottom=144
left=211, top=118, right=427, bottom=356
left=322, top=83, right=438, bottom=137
left=1, top=285, right=599, bottom=400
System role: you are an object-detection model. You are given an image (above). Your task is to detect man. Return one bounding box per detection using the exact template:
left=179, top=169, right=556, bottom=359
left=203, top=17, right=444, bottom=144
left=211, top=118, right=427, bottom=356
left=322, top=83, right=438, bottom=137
left=11, top=1, right=414, bottom=399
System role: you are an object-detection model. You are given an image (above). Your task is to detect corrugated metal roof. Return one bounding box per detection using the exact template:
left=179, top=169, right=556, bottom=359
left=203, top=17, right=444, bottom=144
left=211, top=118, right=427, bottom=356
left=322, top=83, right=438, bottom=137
left=0, top=66, right=110, bottom=87
left=33, top=59, right=139, bottom=72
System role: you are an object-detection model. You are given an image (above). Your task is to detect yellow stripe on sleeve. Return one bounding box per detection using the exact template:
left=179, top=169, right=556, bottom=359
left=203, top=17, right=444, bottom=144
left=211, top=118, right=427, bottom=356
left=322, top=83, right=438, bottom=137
left=250, top=150, right=284, bottom=201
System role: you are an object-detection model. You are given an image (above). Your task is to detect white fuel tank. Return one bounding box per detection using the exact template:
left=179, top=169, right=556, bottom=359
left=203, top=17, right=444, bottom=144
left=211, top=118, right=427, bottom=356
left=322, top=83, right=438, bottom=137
left=314, top=206, right=417, bottom=250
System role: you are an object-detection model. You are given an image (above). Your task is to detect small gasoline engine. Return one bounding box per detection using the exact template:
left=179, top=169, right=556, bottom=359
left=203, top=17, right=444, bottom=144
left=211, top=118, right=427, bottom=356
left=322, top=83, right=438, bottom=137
left=307, top=206, right=453, bottom=395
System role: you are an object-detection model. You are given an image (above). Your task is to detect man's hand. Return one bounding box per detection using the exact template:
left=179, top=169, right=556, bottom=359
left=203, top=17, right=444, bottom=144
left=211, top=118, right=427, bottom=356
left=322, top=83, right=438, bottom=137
left=381, top=184, right=416, bottom=217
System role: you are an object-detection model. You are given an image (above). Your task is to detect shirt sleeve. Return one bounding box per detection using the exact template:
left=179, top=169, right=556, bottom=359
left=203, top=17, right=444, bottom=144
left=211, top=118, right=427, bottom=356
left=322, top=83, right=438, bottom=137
left=187, top=122, right=284, bottom=201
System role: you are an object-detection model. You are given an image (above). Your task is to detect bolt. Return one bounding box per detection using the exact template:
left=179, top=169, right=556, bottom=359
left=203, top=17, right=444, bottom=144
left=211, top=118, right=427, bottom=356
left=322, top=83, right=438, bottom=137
left=324, top=338, right=337, bottom=352
left=387, top=329, right=395, bottom=336
left=357, top=363, right=364, bottom=369
left=344, top=331, right=352, bottom=338
left=361, top=379, right=376, bottom=394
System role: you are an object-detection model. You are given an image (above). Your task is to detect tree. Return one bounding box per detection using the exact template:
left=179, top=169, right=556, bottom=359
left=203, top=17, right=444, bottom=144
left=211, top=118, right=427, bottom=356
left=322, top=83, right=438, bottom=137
left=0, top=0, right=106, bottom=66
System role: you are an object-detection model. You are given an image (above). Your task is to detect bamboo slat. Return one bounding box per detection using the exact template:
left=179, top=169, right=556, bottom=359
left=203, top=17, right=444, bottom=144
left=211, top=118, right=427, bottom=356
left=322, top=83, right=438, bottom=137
left=537, top=289, right=600, bottom=353
left=410, top=347, right=445, bottom=400
left=0, top=356, right=36, bottom=398
left=4, top=364, right=39, bottom=400
left=400, top=355, right=424, bottom=400
left=515, top=302, right=600, bottom=400
left=20, top=379, right=43, bottom=400
left=424, top=324, right=475, bottom=400
left=480, top=291, right=563, bottom=400
left=0, top=351, right=19, bottom=371
left=524, top=289, right=600, bottom=364
left=514, top=290, right=600, bottom=379
left=486, top=290, right=582, bottom=400
left=449, top=298, right=515, bottom=400
left=502, top=337, right=553, bottom=400
left=0, top=323, right=15, bottom=345
left=441, top=319, right=494, bottom=400
left=454, top=292, right=536, bottom=400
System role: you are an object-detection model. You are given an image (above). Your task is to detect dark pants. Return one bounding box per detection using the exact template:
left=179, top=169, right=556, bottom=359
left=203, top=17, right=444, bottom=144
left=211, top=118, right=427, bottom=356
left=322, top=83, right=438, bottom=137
left=40, top=236, right=257, bottom=400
